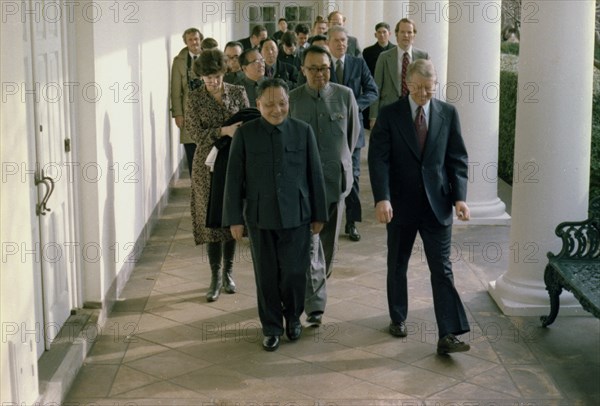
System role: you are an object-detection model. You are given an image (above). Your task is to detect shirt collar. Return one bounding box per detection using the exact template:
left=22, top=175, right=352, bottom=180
left=332, top=54, right=346, bottom=65
left=398, top=45, right=413, bottom=56
left=408, top=96, right=430, bottom=118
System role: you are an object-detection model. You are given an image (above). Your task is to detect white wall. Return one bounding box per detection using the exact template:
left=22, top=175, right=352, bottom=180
left=74, top=0, right=236, bottom=308
left=1, top=8, right=41, bottom=404
left=1, top=1, right=236, bottom=403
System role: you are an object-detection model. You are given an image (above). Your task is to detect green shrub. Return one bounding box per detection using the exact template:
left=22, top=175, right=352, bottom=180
left=590, top=93, right=600, bottom=199
left=498, top=70, right=599, bottom=201
left=500, top=42, right=519, bottom=56
left=498, top=70, right=518, bottom=186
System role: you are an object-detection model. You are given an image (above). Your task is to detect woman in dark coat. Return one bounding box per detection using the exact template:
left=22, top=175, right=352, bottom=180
left=185, top=49, right=249, bottom=302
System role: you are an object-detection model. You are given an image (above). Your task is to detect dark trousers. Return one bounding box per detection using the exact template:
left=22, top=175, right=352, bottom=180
left=386, top=200, right=470, bottom=339
left=184, top=143, right=197, bottom=177
left=345, top=147, right=362, bottom=224
left=247, top=224, right=311, bottom=336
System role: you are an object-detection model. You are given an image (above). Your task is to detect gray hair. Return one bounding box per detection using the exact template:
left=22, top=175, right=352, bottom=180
left=327, top=25, right=348, bottom=38
left=406, top=59, right=436, bottom=82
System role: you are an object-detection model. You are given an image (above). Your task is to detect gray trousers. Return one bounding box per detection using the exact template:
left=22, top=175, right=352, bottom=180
left=305, top=200, right=344, bottom=316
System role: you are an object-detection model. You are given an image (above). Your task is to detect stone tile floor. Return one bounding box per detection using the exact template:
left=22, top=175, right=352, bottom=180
left=65, top=172, right=599, bottom=405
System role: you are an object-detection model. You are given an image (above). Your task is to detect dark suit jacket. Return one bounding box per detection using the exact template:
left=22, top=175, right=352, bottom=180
left=362, top=42, right=395, bottom=75
left=330, top=55, right=378, bottom=148
left=237, top=37, right=254, bottom=51
left=368, top=97, right=468, bottom=226
left=223, top=117, right=328, bottom=230
left=265, top=61, right=299, bottom=89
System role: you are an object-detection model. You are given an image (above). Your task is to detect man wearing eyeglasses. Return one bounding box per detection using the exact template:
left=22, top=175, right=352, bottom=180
left=289, top=45, right=360, bottom=327
left=223, top=41, right=244, bottom=84
left=368, top=59, right=472, bottom=355
left=235, top=48, right=265, bottom=107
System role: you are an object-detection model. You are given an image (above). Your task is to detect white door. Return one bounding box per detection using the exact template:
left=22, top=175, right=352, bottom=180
left=29, top=0, right=77, bottom=356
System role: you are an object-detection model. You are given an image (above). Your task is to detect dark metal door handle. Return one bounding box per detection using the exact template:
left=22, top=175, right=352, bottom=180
left=35, top=169, right=55, bottom=216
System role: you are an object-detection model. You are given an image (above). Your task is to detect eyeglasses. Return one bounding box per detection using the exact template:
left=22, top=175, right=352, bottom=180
left=305, top=66, right=330, bottom=74
left=248, top=58, right=265, bottom=66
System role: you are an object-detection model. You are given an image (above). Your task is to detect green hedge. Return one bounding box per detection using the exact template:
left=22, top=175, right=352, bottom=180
left=500, top=42, right=519, bottom=56
left=498, top=70, right=600, bottom=201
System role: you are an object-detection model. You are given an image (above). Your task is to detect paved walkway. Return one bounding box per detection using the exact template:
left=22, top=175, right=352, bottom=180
left=65, top=168, right=599, bottom=405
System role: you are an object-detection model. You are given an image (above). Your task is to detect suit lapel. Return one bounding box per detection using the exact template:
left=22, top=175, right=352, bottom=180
left=388, top=48, right=400, bottom=96
left=393, top=98, right=421, bottom=160
left=423, top=99, right=444, bottom=161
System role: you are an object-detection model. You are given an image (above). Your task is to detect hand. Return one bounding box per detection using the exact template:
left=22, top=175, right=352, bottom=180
left=221, top=121, right=243, bottom=137
left=230, top=225, right=245, bottom=240
left=175, top=115, right=184, bottom=129
left=369, top=118, right=376, bottom=129
left=311, top=221, right=324, bottom=235
left=455, top=201, right=470, bottom=221
left=375, top=200, right=393, bottom=224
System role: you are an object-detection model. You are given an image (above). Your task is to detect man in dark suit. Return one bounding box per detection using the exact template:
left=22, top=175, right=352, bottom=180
left=370, top=18, right=429, bottom=128
left=237, top=24, right=268, bottom=51
left=326, top=11, right=361, bottom=56
left=362, top=22, right=395, bottom=129
left=223, top=41, right=245, bottom=84
left=363, top=22, right=396, bottom=75
left=368, top=59, right=472, bottom=355
left=260, top=38, right=299, bottom=89
left=223, top=79, right=328, bottom=352
left=327, top=26, right=378, bottom=243
left=235, top=48, right=265, bottom=107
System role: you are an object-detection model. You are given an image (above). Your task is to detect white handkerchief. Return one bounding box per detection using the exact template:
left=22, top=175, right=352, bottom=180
left=205, top=146, right=219, bottom=172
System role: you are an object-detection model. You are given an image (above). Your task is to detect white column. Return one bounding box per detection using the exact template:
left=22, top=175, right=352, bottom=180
left=489, top=0, right=594, bottom=315
left=405, top=0, right=449, bottom=95
left=446, top=0, right=509, bottom=224
left=383, top=1, right=408, bottom=27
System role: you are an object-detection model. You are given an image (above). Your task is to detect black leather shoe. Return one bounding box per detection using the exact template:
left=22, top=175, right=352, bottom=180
left=262, top=335, right=280, bottom=351
left=345, top=223, right=361, bottom=242
left=389, top=321, right=407, bottom=337
left=285, top=320, right=302, bottom=341
left=306, top=313, right=322, bottom=327
left=437, top=334, right=470, bottom=355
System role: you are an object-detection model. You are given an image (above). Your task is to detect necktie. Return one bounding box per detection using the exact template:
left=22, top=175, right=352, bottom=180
left=267, top=66, right=273, bottom=78
left=415, top=106, right=427, bottom=153
left=401, top=52, right=409, bottom=97
left=336, top=59, right=344, bottom=84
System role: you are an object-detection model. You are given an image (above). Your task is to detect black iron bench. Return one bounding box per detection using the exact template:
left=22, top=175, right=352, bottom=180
left=540, top=197, right=600, bottom=327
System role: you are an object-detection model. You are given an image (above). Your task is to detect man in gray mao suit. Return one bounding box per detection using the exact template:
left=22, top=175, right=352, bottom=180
left=223, top=79, right=328, bottom=352
left=370, top=18, right=429, bottom=127
left=289, top=46, right=360, bottom=326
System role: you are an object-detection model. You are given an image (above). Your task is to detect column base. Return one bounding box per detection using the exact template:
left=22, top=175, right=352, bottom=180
left=456, top=197, right=511, bottom=225
left=489, top=278, right=585, bottom=317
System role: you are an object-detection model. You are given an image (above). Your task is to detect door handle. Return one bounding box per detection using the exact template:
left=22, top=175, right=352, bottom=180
left=35, top=169, right=55, bottom=216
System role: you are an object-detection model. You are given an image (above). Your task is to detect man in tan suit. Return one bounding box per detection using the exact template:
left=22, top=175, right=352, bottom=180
left=171, top=27, right=203, bottom=176
left=370, top=18, right=429, bottom=128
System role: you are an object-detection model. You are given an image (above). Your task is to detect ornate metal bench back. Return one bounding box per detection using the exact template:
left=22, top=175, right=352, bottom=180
left=549, top=219, right=600, bottom=260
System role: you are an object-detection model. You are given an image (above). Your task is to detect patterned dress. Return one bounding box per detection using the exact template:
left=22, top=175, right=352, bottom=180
left=185, top=82, right=249, bottom=245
